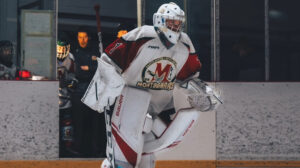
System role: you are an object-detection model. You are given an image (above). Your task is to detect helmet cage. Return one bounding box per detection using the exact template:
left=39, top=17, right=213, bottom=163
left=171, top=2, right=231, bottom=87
left=165, top=17, right=184, bottom=33
left=155, top=14, right=185, bottom=31
left=57, top=42, right=70, bottom=60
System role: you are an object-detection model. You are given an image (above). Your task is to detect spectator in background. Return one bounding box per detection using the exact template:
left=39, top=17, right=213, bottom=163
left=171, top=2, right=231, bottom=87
left=71, top=27, right=106, bottom=157
left=0, top=40, right=17, bottom=80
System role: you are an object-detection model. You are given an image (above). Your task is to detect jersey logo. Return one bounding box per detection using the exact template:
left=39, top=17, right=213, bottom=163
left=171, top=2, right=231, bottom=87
left=149, top=63, right=172, bottom=82
left=136, top=57, right=177, bottom=90
left=109, top=42, right=122, bottom=54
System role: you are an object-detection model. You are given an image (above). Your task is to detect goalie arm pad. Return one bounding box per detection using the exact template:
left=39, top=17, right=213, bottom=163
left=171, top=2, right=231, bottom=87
left=143, top=108, right=199, bottom=154
left=81, top=56, right=125, bottom=113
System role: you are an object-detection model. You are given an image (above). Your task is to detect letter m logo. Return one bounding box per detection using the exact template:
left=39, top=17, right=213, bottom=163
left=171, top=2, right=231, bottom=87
left=151, top=63, right=172, bottom=82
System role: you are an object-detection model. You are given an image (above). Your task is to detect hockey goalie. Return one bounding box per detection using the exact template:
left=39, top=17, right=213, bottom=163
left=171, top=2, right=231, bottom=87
left=82, top=2, right=222, bottom=168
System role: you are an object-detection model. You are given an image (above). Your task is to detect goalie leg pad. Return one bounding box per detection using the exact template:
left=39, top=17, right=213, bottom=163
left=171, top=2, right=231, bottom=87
left=111, top=86, right=152, bottom=167
left=138, top=153, right=156, bottom=168
left=143, top=108, right=199, bottom=154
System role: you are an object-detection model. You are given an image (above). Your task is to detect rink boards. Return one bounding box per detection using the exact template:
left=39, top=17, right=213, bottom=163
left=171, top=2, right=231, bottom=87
left=0, top=81, right=299, bottom=167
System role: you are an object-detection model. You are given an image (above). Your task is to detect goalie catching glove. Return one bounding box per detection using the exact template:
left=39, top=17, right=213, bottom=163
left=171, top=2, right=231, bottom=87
left=81, top=58, right=125, bottom=113
left=180, top=78, right=222, bottom=112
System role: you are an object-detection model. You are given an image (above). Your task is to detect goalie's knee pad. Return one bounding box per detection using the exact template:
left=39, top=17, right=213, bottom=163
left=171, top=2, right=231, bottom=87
left=143, top=108, right=199, bottom=153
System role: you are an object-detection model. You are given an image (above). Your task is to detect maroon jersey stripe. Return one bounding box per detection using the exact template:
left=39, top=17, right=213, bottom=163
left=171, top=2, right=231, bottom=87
left=176, top=53, right=202, bottom=80
left=104, top=37, right=154, bottom=72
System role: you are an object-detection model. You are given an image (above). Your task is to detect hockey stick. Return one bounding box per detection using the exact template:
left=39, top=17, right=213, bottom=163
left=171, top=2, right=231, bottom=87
left=94, top=5, right=114, bottom=167
left=104, top=105, right=115, bottom=168
left=94, top=4, right=103, bottom=55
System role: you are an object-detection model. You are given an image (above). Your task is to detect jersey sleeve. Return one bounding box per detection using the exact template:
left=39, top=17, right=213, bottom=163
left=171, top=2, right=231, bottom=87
left=176, top=53, right=202, bottom=81
left=176, top=33, right=202, bottom=81
left=104, top=38, right=130, bottom=72
left=104, top=27, right=154, bottom=72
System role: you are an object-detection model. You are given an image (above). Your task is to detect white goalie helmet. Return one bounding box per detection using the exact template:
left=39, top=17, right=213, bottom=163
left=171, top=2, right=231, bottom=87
left=153, top=2, right=185, bottom=44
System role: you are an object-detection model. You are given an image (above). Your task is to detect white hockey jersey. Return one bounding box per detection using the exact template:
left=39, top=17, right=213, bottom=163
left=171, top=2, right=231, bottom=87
left=104, top=25, right=201, bottom=113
